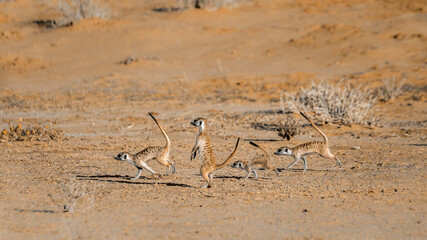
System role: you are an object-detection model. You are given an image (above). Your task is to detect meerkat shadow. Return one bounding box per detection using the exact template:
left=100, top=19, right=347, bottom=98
left=76, top=175, right=194, bottom=188
left=278, top=168, right=341, bottom=172
left=214, top=175, right=244, bottom=180
left=76, top=174, right=150, bottom=180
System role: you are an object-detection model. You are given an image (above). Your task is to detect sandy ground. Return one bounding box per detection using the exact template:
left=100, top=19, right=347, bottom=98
left=0, top=0, right=426, bottom=239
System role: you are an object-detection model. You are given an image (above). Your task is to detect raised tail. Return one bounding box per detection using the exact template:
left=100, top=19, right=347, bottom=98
left=148, top=112, right=171, bottom=148
left=300, top=112, right=328, bottom=145
left=249, top=141, right=271, bottom=159
left=216, top=138, right=240, bottom=170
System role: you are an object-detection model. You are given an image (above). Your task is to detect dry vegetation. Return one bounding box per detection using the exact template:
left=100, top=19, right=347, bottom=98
left=0, top=123, right=64, bottom=142
left=276, top=115, right=300, bottom=140
left=58, top=0, right=111, bottom=20
left=282, top=81, right=378, bottom=125
left=177, top=0, right=247, bottom=10
left=61, top=180, right=96, bottom=213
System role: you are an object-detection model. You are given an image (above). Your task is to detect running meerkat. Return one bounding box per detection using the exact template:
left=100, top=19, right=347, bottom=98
left=114, top=112, right=175, bottom=180
left=190, top=117, right=240, bottom=188
left=231, top=141, right=279, bottom=180
left=274, top=112, right=342, bottom=171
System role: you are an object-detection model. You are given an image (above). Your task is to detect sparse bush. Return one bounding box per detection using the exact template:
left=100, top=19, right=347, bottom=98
left=177, top=0, right=247, bottom=10
left=373, top=77, right=406, bottom=102
left=59, top=0, right=110, bottom=21
left=282, top=81, right=377, bottom=125
left=0, top=123, right=64, bottom=142
left=62, top=180, right=95, bottom=213
left=276, top=115, right=300, bottom=140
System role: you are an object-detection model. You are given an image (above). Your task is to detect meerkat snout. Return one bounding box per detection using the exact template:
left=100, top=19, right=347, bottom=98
left=275, top=147, right=291, bottom=156
left=114, top=152, right=125, bottom=160
left=231, top=161, right=244, bottom=169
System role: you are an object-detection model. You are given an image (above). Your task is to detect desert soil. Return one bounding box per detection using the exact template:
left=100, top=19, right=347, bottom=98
left=0, top=0, right=426, bottom=239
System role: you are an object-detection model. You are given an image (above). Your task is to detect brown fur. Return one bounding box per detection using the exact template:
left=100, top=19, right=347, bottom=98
left=274, top=112, right=341, bottom=171
left=114, top=113, right=175, bottom=180
left=190, top=117, right=240, bottom=188
left=232, top=142, right=279, bottom=180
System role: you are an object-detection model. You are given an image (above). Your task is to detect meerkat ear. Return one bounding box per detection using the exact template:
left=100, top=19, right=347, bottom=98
left=123, top=154, right=127, bottom=160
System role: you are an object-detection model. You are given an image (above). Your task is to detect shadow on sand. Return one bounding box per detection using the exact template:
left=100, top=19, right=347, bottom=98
left=76, top=175, right=193, bottom=188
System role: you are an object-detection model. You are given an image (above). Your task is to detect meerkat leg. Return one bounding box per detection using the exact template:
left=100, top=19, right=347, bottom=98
left=287, top=156, right=301, bottom=169
left=334, top=156, right=342, bottom=167
left=201, top=168, right=210, bottom=188
left=252, top=170, right=258, bottom=180
left=131, top=168, right=143, bottom=180
left=274, top=168, right=279, bottom=176
left=190, top=146, right=199, bottom=160
left=243, top=169, right=251, bottom=179
left=139, top=161, right=156, bottom=174
left=167, top=162, right=176, bottom=175
left=171, top=162, right=176, bottom=174
left=302, top=156, right=307, bottom=172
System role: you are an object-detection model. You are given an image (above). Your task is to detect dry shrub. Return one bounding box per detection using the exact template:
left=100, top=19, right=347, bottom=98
left=62, top=180, right=95, bottom=213
left=177, top=0, right=247, bottom=10
left=0, top=123, right=64, bottom=142
left=373, top=77, right=406, bottom=102
left=276, top=115, right=300, bottom=140
left=282, top=81, right=377, bottom=125
left=59, top=0, right=110, bottom=21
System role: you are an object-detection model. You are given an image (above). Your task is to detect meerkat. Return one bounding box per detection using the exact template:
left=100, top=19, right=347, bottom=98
left=274, top=112, right=342, bottom=171
left=114, top=112, right=175, bottom=179
left=190, top=118, right=240, bottom=188
left=231, top=141, right=279, bottom=180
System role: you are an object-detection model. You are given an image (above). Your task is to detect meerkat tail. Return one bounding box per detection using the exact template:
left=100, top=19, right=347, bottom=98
left=249, top=141, right=271, bottom=158
left=148, top=112, right=171, bottom=148
left=215, top=138, right=241, bottom=170
left=300, top=111, right=329, bottom=145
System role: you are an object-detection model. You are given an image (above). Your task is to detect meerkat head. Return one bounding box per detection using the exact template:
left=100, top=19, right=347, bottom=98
left=190, top=118, right=207, bottom=130
left=231, top=161, right=245, bottom=170
left=274, top=147, right=292, bottom=156
left=114, top=152, right=133, bottom=163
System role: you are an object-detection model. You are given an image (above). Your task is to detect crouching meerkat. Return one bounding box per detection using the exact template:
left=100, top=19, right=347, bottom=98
left=274, top=112, right=342, bottom=171
left=114, top=112, right=175, bottom=179
left=231, top=141, right=279, bottom=180
left=190, top=117, right=240, bottom=188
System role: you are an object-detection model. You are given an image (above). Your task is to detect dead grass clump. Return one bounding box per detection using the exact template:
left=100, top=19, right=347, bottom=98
left=0, top=124, right=64, bottom=142
left=178, top=0, right=247, bottom=10
left=276, top=115, right=300, bottom=140
left=62, top=180, right=95, bottom=213
left=59, top=0, right=110, bottom=21
left=373, top=77, right=406, bottom=102
left=282, top=81, right=377, bottom=125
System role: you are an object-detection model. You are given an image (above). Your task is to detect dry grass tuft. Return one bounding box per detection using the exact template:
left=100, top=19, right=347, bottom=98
left=0, top=123, right=64, bottom=142
left=62, top=180, right=95, bottom=213
left=281, top=81, right=377, bottom=125
left=177, top=0, right=247, bottom=10
left=59, top=0, right=110, bottom=21
left=373, top=77, right=406, bottom=102
left=276, top=115, right=300, bottom=140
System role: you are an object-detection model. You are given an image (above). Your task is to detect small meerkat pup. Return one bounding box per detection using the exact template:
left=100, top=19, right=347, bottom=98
left=274, top=112, right=342, bottom=171
left=190, top=118, right=240, bottom=188
left=114, top=112, right=175, bottom=180
left=231, top=141, right=279, bottom=180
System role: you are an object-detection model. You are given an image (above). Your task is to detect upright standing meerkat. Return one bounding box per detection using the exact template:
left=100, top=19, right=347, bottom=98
left=274, top=112, right=341, bottom=171
left=114, top=112, right=175, bottom=179
left=231, top=141, right=279, bottom=180
left=190, top=118, right=240, bottom=188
